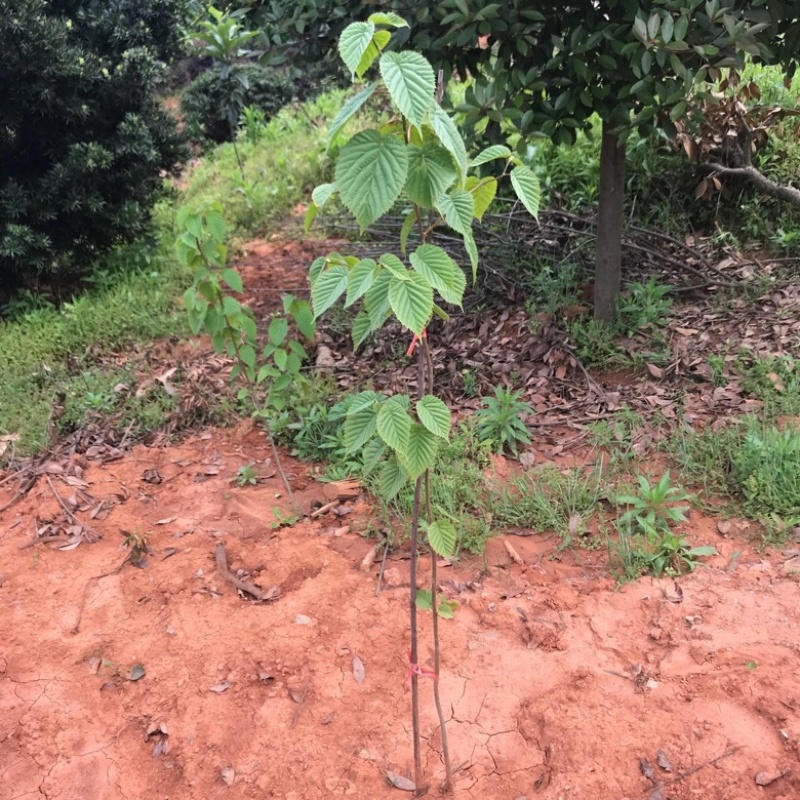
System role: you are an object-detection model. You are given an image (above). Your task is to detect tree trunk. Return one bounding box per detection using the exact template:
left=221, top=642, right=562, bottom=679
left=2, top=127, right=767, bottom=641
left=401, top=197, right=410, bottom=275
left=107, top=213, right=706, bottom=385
left=594, top=122, right=626, bottom=324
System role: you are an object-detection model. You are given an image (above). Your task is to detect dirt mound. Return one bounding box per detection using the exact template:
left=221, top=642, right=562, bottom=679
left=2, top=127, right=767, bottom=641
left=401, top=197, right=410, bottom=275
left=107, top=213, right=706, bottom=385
left=2, top=426, right=800, bottom=799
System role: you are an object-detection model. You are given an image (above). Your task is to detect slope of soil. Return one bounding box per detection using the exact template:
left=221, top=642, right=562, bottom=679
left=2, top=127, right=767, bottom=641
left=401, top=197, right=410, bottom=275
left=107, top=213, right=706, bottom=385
left=2, top=425, right=800, bottom=800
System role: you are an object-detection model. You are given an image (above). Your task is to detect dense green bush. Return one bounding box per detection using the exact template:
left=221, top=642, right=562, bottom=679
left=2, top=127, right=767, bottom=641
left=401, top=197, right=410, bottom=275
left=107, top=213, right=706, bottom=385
left=0, top=0, right=187, bottom=299
left=180, top=64, right=294, bottom=143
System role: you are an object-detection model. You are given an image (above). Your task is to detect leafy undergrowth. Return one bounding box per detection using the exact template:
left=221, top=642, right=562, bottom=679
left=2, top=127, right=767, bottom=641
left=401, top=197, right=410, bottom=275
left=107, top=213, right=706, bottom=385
left=0, top=89, right=350, bottom=460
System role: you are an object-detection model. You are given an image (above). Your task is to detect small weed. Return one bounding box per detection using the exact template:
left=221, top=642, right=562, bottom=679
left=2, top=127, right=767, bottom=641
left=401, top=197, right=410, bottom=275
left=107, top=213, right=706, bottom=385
left=270, top=508, right=300, bottom=529
left=760, top=512, right=800, bottom=546
left=122, top=529, right=151, bottom=567
left=640, top=531, right=716, bottom=577
left=523, top=261, right=584, bottom=316
left=235, top=463, right=259, bottom=487
left=707, top=354, right=727, bottom=387
left=567, top=317, right=624, bottom=369
left=461, top=369, right=479, bottom=399
left=739, top=355, right=800, bottom=417
left=615, top=471, right=690, bottom=535
left=731, top=421, right=800, bottom=518
left=475, top=386, right=533, bottom=455
left=617, top=277, right=673, bottom=335
left=493, top=462, right=608, bottom=547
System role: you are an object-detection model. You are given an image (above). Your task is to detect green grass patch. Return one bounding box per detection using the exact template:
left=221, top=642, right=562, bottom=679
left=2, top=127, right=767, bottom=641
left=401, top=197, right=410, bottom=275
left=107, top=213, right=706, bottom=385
left=0, top=240, right=191, bottom=456
left=1, top=89, right=352, bottom=457
left=180, top=89, right=351, bottom=241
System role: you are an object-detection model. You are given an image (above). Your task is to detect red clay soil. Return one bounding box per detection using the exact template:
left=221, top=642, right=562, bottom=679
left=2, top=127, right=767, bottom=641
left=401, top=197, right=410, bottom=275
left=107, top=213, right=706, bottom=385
left=2, top=424, right=800, bottom=800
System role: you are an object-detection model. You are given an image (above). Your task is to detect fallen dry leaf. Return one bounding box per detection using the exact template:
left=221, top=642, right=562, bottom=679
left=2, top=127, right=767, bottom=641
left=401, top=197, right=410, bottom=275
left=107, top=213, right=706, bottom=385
left=717, top=520, right=732, bottom=535
left=288, top=686, right=307, bottom=704
left=656, top=749, right=672, bottom=772
left=221, top=766, right=235, bottom=786
left=385, top=771, right=416, bottom=792
left=352, top=655, right=366, bottom=684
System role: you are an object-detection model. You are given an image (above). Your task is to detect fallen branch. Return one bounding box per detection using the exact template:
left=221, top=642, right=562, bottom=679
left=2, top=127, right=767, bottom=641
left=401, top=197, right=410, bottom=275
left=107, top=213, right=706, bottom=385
left=704, top=161, right=800, bottom=207
left=641, top=745, right=742, bottom=797
left=71, top=553, right=132, bottom=634
left=45, top=474, right=101, bottom=543
left=214, top=543, right=279, bottom=602
left=0, top=473, right=37, bottom=514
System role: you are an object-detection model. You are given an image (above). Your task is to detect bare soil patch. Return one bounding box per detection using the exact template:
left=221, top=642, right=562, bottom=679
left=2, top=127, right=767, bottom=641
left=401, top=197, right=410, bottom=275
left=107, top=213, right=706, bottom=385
left=2, top=425, right=800, bottom=800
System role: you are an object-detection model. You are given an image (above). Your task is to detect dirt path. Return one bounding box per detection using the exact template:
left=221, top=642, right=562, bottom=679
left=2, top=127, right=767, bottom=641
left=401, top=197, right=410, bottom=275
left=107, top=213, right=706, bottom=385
left=2, top=425, right=799, bottom=800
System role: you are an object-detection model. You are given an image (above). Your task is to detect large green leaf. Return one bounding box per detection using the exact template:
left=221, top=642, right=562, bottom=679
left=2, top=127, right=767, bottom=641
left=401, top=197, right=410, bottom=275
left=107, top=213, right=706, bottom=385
left=416, top=395, right=451, bottom=439
left=327, top=83, right=379, bottom=150
left=311, top=264, right=348, bottom=318
left=347, top=390, right=382, bottom=413
left=430, top=104, right=468, bottom=183
left=510, top=165, right=541, bottom=219
left=409, top=244, right=465, bottom=306
left=427, top=519, right=456, bottom=557
left=345, top=258, right=378, bottom=307
left=352, top=309, right=372, bottom=349
left=311, top=182, right=336, bottom=208
left=344, top=406, right=378, bottom=453
left=398, top=423, right=438, bottom=479
left=400, top=210, right=417, bottom=254
left=338, top=22, right=375, bottom=77
left=365, top=269, right=392, bottom=330
left=379, top=457, right=408, bottom=500
left=463, top=231, right=479, bottom=282
left=377, top=396, right=412, bottom=453
left=356, top=30, right=390, bottom=78
left=436, top=188, right=474, bottom=236
left=405, top=142, right=456, bottom=208
left=335, top=130, right=408, bottom=230
left=378, top=253, right=409, bottom=281
left=369, top=11, right=408, bottom=27
left=267, top=316, right=288, bottom=346
left=361, top=438, right=386, bottom=476
left=388, top=271, right=433, bottom=335
left=470, top=144, right=511, bottom=167
left=379, top=51, right=434, bottom=129
left=466, top=176, right=497, bottom=221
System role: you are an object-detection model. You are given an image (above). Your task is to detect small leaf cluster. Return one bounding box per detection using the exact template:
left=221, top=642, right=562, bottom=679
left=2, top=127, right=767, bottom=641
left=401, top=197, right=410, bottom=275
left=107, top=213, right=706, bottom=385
left=616, top=471, right=690, bottom=536
left=475, top=386, right=534, bottom=456
left=176, top=203, right=314, bottom=410
left=305, top=14, right=540, bottom=291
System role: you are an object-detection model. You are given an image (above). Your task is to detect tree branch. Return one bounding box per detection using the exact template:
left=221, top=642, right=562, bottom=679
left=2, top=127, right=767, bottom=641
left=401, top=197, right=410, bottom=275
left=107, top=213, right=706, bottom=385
left=704, top=162, right=800, bottom=207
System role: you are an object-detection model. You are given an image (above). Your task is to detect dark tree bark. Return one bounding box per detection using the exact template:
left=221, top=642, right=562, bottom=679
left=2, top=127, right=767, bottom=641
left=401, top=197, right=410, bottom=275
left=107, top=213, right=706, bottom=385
left=594, top=121, right=627, bottom=323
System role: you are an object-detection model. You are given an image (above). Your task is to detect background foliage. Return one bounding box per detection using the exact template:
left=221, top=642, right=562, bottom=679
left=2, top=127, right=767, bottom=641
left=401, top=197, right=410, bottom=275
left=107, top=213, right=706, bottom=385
left=0, top=0, right=187, bottom=298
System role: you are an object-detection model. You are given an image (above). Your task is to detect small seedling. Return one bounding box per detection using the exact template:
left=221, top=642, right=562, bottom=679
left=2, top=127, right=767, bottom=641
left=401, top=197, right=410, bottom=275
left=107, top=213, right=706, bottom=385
left=234, top=463, right=259, bottom=487
left=616, top=471, right=690, bottom=535
left=122, top=529, right=151, bottom=567
left=475, top=386, right=533, bottom=455
left=643, top=531, right=716, bottom=577
left=270, top=507, right=299, bottom=529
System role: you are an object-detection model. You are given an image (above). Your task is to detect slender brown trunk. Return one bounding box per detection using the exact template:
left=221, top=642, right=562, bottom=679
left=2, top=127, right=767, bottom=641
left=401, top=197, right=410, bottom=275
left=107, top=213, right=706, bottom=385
left=408, top=343, right=426, bottom=790
left=408, top=474, right=423, bottom=789
left=594, top=121, right=626, bottom=323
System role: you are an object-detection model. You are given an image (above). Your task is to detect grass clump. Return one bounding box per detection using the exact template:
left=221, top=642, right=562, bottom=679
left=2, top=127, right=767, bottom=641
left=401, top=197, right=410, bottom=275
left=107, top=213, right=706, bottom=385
left=493, top=461, right=608, bottom=548
left=732, top=421, right=800, bottom=518
left=181, top=89, right=350, bottom=241
left=0, top=241, right=190, bottom=456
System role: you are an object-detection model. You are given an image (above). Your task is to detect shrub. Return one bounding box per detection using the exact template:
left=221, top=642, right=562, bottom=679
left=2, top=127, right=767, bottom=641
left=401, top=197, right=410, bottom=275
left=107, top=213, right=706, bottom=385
left=180, top=64, right=294, bottom=143
left=732, top=423, right=800, bottom=517
left=0, top=0, right=187, bottom=300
